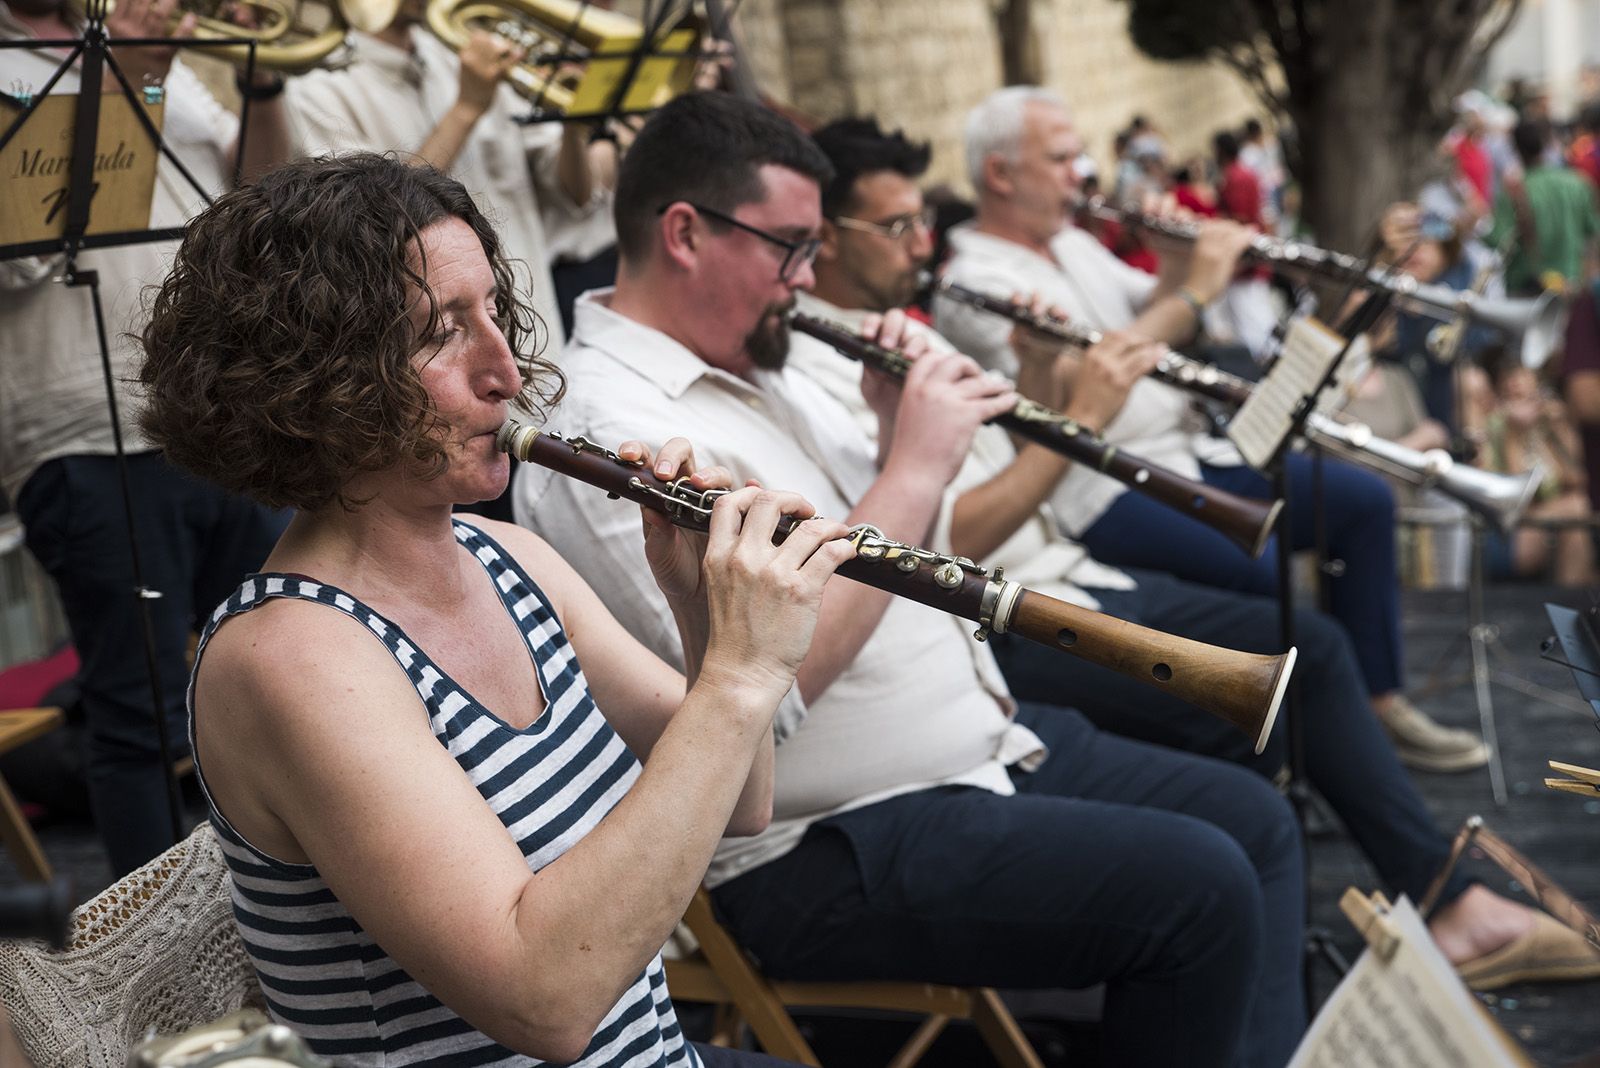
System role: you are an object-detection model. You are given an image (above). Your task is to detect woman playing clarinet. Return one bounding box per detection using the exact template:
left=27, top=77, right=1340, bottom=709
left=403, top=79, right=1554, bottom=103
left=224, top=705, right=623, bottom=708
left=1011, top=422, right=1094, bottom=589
left=137, top=152, right=849, bottom=1068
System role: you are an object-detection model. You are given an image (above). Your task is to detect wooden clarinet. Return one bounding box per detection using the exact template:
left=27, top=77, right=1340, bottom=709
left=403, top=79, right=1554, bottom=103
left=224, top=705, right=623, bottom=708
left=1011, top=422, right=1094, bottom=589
left=787, top=311, right=1282, bottom=559
left=498, top=419, right=1294, bottom=753
left=930, top=275, right=1546, bottom=533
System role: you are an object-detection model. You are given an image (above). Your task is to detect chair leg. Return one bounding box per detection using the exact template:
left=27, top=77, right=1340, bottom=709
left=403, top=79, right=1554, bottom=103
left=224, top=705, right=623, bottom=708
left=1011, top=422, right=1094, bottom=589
left=970, top=989, right=1045, bottom=1068
left=709, top=1002, right=744, bottom=1048
left=884, top=1014, right=948, bottom=1068
left=0, top=774, right=52, bottom=881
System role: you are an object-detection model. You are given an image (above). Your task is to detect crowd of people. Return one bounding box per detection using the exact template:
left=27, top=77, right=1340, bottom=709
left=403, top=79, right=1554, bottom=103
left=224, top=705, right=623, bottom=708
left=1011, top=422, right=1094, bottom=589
left=3, top=4, right=1600, bottom=1066
left=1077, top=95, right=1600, bottom=590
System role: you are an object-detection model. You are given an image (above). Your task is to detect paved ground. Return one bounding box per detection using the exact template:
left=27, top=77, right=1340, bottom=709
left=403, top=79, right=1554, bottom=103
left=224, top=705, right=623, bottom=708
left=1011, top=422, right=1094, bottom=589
left=5, top=583, right=1599, bottom=1065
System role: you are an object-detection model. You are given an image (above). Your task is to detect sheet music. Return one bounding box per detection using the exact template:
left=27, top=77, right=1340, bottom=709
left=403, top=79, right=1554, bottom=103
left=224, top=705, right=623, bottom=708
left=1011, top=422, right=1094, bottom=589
left=1288, top=895, right=1530, bottom=1068
left=1315, top=333, right=1372, bottom=419
left=1229, top=318, right=1352, bottom=470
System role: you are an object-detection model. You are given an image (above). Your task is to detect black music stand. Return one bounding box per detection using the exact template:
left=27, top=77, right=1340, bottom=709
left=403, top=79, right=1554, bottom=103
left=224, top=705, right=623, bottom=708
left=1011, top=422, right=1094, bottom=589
left=1, top=9, right=269, bottom=848
left=1236, top=292, right=1396, bottom=1000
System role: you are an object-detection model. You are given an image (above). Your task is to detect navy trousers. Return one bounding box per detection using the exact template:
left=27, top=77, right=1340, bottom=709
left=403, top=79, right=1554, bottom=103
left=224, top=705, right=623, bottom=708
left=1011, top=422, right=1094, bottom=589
left=990, top=569, right=1467, bottom=908
left=690, top=1043, right=800, bottom=1066
left=1079, top=452, right=1404, bottom=697
left=17, top=453, right=286, bottom=876
left=713, top=706, right=1307, bottom=1068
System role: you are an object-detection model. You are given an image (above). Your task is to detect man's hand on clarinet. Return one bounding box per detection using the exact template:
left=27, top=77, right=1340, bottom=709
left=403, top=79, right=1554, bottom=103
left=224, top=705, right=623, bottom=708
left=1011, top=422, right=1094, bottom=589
left=1006, top=292, right=1072, bottom=368
left=1060, top=331, right=1165, bottom=436
left=857, top=309, right=1017, bottom=487
left=1179, top=218, right=1255, bottom=305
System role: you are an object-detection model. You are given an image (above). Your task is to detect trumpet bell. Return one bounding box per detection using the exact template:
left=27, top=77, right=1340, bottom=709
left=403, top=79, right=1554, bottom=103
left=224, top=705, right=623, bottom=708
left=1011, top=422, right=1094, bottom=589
left=425, top=0, right=699, bottom=114
left=1402, top=280, right=1568, bottom=370
left=70, top=0, right=363, bottom=72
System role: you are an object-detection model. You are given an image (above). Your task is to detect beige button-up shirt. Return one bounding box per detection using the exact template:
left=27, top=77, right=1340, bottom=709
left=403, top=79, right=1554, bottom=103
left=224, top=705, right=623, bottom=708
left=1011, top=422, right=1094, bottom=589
left=0, top=9, right=237, bottom=499
left=935, top=223, right=1237, bottom=537
left=514, top=291, right=1044, bottom=886
left=285, top=28, right=571, bottom=347
left=788, top=291, right=1136, bottom=612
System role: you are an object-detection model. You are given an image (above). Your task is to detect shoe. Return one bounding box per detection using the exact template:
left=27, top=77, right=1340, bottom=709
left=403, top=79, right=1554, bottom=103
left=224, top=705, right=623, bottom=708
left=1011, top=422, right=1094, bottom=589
left=1457, top=909, right=1600, bottom=991
left=1377, top=695, right=1489, bottom=773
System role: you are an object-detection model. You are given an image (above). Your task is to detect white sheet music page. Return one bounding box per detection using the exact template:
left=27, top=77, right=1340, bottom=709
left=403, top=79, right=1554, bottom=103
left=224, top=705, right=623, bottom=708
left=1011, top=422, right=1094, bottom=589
left=1287, top=895, right=1529, bottom=1068
left=1228, top=318, right=1350, bottom=470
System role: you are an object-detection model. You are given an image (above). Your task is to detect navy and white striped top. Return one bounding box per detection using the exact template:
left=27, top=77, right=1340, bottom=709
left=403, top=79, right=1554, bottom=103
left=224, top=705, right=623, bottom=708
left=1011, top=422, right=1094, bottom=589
left=188, top=520, right=700, bottom=1067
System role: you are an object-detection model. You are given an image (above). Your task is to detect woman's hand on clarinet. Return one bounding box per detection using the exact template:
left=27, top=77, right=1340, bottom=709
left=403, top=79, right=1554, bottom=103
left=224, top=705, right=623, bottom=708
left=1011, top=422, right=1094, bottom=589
left=698, top=486, right=856, bottom=694
left=616, top=437, right=854, bottom=693
left=617, top=437, right=730, bottom=606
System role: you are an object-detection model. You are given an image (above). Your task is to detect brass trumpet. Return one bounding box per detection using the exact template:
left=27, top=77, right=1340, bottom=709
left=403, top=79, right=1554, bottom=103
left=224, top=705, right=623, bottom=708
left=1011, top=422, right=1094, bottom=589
left=72, top=0, right=398, bottom=73
left=425, top=0, right=699, bottom=114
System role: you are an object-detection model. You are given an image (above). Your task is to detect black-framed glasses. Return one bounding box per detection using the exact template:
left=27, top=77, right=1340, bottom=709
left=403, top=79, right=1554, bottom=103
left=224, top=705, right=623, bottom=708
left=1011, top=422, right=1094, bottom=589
left=660, top=201, right=822, bottom=283
left=832, top=205, right=937, bottom=243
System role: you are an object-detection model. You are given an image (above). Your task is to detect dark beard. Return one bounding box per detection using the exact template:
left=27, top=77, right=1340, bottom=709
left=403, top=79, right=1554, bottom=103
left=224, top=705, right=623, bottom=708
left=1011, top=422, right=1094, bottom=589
left=744, top=300, right=794, bottom=370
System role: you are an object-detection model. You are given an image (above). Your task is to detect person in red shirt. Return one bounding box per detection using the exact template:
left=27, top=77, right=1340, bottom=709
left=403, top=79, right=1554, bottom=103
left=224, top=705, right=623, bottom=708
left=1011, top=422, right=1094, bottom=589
left=1570, top=104, right=1600, bottom=189
left=1452, top=106, right=1494, bottom=205
left=1214, top=131, right=1263, bottom=228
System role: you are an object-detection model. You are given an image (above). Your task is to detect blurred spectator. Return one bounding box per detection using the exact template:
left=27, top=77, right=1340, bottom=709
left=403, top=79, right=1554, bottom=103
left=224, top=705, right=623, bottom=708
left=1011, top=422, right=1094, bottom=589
left=1570, top=103, right=1600, bottom=189
left=1450, top=95, right=1496, bottom=206
left=1171, top=158, right=1217, bottom=217
left=1475, top=362, right=1595, bottom=585
left=1238, top=118, right=1284, bottom=225
left=1376, top=202, right=1502, bottom=432
left=1206, top=130, right=1277, bottom=360
left=1560, top=285, right=1600, bottom=512
left=1488, top=119, right=1600, bottom=295
left=1214, top=130, right=1263, bottom=228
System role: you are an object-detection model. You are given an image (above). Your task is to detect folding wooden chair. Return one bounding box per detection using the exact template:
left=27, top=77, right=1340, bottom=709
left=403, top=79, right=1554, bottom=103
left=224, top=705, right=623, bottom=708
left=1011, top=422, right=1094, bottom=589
left=0, top=707, right=65, bottom=881
left=665, top=889, right=1044, bottom=1068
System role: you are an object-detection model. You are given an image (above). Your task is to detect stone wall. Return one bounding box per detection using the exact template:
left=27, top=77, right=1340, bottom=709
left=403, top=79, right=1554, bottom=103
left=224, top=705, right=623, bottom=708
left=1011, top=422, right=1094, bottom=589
left=734, top=0, right=1267, bottom=194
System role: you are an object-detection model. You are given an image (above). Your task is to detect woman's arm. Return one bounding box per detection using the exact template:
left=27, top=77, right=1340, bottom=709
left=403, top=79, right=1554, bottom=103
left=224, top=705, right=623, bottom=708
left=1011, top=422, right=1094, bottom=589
left=196, top=488, right=849, bottom=1062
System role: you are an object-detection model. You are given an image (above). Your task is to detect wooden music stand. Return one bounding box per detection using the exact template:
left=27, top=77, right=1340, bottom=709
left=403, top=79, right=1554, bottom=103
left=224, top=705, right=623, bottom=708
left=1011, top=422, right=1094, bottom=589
left=665, top=889, right=1043, bottom=1068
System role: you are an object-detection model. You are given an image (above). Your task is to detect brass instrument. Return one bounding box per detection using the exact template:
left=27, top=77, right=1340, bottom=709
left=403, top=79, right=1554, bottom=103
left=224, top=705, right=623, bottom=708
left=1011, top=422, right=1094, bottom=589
left=1425, top=256, right=1498, bottom=364
left=1081, top=196, right=1568, bottom=370
left=72, top=0, right=397, bottom=73
left=498, top=420, right=1295, bottom=752
left=425, top=0, right=700, bottom=114
left=930, top=275, right=1545, bottom=534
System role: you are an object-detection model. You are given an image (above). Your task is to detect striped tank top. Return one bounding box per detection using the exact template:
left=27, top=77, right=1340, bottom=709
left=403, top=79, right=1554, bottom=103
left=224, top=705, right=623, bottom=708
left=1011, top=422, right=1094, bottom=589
left=188, top=520, right=701, bottom=1067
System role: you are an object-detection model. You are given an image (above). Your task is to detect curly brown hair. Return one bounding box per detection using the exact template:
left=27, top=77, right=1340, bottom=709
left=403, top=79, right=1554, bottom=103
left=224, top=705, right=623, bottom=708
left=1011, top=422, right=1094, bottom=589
left=139, top=153, right=563, bottom=512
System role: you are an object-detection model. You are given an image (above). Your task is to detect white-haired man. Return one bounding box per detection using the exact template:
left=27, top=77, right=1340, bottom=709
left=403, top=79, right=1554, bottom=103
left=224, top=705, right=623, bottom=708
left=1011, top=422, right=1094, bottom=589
left=935, top=86, right=1488, bottom=773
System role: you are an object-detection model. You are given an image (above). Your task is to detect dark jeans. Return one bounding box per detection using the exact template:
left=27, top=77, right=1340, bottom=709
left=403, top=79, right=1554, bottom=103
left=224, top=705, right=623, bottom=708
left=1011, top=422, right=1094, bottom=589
left=689, top=1043, right=802, bottom=1067
left=16, top=452, right=286, bottom=876
left=713, top=706, right=1306, bottom=1068
left=991, top=569, right=1467, bottom=909
left=1081, top=452, right=1404, bottom=697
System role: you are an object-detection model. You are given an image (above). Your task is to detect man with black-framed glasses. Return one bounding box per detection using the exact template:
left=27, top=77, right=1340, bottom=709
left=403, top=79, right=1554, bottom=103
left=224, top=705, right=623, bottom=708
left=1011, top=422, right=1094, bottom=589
left=664, top=202, right=824, bottom=284
left=517, top=89, right=1309, bottom=1068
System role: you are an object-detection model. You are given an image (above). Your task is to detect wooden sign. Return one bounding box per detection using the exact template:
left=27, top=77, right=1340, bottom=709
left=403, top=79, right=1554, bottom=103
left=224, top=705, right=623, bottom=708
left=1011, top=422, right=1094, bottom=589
left=0, top=91, right=164, bottom=248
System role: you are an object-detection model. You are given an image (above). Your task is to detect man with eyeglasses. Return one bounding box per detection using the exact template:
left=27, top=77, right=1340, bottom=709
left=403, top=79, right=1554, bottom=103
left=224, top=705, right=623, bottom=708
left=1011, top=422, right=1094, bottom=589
left=517, top=90, right=1309, bottom=1068
left=789, top=115, right=1579, bottom=995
